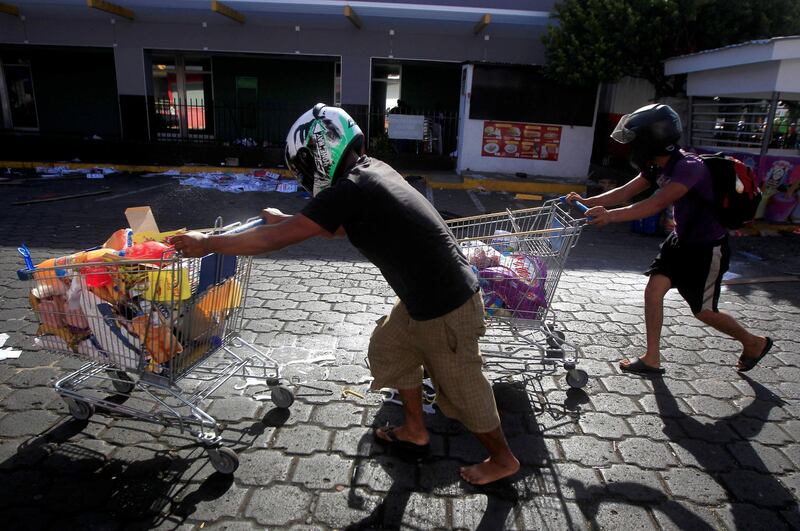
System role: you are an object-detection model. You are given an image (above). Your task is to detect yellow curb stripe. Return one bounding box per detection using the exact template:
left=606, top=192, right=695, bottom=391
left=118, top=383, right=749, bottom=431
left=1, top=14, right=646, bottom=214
left=426, top=176, right=585, bottom=195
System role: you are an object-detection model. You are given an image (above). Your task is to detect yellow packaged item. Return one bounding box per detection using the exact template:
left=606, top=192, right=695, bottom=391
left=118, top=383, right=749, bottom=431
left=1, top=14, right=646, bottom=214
left=144, top=268, right=191, bottom=302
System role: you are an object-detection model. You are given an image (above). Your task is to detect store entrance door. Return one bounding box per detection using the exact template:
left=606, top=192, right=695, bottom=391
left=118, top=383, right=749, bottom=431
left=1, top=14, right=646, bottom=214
left=0, top=59, right=39, bottom=130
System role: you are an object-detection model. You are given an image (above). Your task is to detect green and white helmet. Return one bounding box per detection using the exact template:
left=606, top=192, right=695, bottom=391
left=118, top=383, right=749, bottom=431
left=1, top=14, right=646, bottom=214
left=285, top=103, right=364, bottom=196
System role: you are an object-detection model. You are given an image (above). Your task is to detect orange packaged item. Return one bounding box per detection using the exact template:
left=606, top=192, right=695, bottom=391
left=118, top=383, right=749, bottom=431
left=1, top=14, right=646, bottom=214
left=129, top=314, right=184, bottom=364
left=104, top=228, right=134, bottom=251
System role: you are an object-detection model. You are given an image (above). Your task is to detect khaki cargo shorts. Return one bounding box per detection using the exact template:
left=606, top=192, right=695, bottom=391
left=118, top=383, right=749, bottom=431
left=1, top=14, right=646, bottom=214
left=367, top=292, right=500, bottom=434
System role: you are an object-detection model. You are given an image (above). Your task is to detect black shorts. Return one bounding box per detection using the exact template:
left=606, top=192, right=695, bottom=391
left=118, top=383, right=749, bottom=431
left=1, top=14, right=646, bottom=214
left=645, top=232, right=730, bottom=314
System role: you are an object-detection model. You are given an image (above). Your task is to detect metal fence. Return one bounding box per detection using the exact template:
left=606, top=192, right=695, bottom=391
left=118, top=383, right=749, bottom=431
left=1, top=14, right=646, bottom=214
left=149, top=99, right=460, bottom=156
left=149, top=99, right=308, bottom=148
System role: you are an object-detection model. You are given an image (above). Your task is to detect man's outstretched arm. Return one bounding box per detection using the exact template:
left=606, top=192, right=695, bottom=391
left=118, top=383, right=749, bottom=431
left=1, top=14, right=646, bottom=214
left=172, top=214, right=328, bottom=257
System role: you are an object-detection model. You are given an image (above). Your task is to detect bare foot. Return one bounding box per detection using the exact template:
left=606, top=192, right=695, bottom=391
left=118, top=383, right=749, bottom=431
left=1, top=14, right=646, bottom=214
left=460, top=456, right=520, bottom=485
left=619, top=355, right=661, bottom=370
left=375, top=425, right=429, bottom=446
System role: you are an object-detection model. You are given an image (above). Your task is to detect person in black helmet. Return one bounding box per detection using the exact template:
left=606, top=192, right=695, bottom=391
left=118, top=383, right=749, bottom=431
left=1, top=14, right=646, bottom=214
left=174, top=103, right=520, bottom=485
left=566, top=104, right=772, bottom=374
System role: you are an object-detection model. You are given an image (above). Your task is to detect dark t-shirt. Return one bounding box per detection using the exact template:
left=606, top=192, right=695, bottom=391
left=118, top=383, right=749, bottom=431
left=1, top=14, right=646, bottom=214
left=645, top=151, right=727, bottom=244
left=301, top=157, right=479, bottom=320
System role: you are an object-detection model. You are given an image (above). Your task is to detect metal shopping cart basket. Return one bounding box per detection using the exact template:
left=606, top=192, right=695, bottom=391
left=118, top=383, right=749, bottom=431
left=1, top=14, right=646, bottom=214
left=446, top=198, right=590, bottom=388
left=17, top=217, right=292, bottom=474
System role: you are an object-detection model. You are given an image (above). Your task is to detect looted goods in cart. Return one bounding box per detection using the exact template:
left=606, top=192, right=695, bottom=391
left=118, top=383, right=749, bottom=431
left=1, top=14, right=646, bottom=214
left=17, top=208, right=293, bottom=474
left=446, top=198, right=590, bottom=389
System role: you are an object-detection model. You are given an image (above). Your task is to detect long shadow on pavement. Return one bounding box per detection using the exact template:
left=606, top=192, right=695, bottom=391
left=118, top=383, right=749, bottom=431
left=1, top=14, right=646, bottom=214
left=345, top=381, right=587, bottom=530
left=567, top=373, right=797, bottom=529
left=0, top=411, right=235, bottom=529
left=652, top=373, right=798, bottom=528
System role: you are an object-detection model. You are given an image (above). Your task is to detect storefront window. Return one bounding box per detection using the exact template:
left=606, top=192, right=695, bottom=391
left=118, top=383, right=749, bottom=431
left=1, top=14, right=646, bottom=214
left=1, top=59, right=38, bottom=129
left=150, top=53, right=213, bottom=138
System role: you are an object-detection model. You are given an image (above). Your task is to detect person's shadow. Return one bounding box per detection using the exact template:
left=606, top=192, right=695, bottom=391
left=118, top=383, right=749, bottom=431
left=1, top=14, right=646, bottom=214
left=653, top=373, right=798, bottom=527
left=344, top=381, right=580, bottom=530
left=569, top=373, right=797, bottom=529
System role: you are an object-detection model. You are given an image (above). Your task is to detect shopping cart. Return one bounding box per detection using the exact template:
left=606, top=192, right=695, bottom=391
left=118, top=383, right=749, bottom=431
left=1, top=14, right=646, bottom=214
left=446, top=198, right=590, bottom=388
left=17, top=217, right=293, bottom=474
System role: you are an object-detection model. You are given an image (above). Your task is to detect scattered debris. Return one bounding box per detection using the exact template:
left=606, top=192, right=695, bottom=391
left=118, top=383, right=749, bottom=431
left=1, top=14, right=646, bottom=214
left=0, top=334, right=21, bottom=361
left=341, top=387, right=365, bottom=400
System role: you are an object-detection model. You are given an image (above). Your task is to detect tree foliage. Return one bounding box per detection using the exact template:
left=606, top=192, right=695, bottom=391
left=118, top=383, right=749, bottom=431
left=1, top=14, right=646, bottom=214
left=543, top=0, right=800, bottom=97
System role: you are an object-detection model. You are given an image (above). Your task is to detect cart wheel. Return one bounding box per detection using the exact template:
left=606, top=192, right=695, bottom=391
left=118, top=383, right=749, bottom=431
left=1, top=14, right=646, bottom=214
left=547, top=329, right=566, bottom=348
left=110, top=371, right=135, bottom=395
left=67, top=399, right=94, bottom=421
left=565, top=369, right=589, bottom=389
left=271, top=386, right=295, bottom=409
left=208, top=447, right=239, bottom=475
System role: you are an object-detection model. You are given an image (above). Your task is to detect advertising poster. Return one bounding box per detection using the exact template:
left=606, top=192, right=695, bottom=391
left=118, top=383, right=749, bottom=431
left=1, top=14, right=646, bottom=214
left=482, top=121, right=562, bottom=161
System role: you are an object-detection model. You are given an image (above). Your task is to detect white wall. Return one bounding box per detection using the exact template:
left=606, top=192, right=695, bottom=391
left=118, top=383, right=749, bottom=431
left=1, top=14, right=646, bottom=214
left=456, top=64, right=596, bottom=181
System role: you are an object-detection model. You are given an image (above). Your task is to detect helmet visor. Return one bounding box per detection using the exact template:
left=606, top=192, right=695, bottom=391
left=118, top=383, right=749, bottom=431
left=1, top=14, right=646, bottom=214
left=611, top=114, right=636, bottom=144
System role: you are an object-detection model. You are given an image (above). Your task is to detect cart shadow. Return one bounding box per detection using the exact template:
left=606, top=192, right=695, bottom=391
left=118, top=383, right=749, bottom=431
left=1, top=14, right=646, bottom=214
left=0, top=415, right=235, bottom=530
left=344, top=381, right=584, bottom=530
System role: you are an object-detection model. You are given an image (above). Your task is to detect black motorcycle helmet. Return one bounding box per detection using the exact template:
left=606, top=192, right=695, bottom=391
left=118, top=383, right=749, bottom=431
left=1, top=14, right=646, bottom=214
left=611, top=104, right=682, bottom=171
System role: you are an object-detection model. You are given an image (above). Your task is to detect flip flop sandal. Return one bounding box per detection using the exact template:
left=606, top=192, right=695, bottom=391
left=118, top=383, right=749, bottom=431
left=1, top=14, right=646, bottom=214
left=374, top=426, right=431, bottom=456
left=620, top=358, right=666, bottom=374
left=737, top=337, right=773, bottom=372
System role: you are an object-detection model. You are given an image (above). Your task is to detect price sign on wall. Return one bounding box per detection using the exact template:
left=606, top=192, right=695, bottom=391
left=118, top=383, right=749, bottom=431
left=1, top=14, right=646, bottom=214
left=481, top=121, right=562, bottom=161
left=388, top=114, right=425, bottom=140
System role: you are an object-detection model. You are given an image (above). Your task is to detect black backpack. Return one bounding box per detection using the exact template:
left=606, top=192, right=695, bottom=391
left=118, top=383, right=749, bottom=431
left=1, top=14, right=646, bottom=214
left=698, top=153, right=762, bottom=229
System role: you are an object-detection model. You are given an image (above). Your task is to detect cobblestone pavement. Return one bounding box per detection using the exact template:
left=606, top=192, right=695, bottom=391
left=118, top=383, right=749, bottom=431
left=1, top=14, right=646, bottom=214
left=0, top=173, right=798, bottom=530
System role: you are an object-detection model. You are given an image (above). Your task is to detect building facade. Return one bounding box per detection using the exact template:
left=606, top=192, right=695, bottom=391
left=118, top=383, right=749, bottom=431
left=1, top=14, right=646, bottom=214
left=1, top=1, right=597, bottom=179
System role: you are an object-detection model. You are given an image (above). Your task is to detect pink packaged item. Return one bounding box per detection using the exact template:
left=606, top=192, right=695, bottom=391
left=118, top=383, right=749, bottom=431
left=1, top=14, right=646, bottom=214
left=479, top=266, right=547, bottom=320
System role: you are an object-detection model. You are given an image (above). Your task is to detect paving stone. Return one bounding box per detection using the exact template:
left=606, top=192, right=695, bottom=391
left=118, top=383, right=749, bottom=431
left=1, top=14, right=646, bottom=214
left=540, top=463, right=603, bottom=500
left=617, top=437, right=678, bottom=469
left=2, top=386, right=58, bottom=411
left=587, top=393, right=641, bottom=416
left=626, top=414, right=684, bottom=441
left=331, top=427, right=385, bottom=457
left=399, top=492, right=449, bottom=530
left=173, top=479, right=248, bottom=522
left=662, top=468, right=728, bottom=504
left=235, top=449, right=293, bottom=486
left=591, top=500, right=655, bottom=530
left=272, top=424, right=330, bottom=455
left=292, top=453, right=353, bottom=489
left=638, top=394, right=691, bottom=418
left=244, top=484, right=312, bottom=526
left=720, top=469, right=796, bottom=507
left=715, top=503, right=793, bottom=531
left=0, top=410, right=59, bottom=437
left=578, top=412, right=631, bottom=439
left=651, top=499, right=722, bottom=531
left=313, top=488, right=382, bottom=529
left=684, top=395, right=739, bottom=418
left=678, top=416, right=739, bottom=444
left=559, top=436, right=618, bottom=467
left=601, top=465, right=666, bottom=502
left=451, top=494, right=517, bottom=530
left=728, top=418, right=793, bottom=445
left=727, top=441, right=796, bottom=473
left=668, top=439, right=738, bottom=472
left=207, top=396, right=263, bottom=422
left=308, top=402, right=364, bottom=428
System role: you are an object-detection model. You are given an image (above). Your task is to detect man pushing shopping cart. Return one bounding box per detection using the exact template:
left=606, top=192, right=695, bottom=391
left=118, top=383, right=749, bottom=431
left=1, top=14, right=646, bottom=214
left=173, top=103, right=521, bottom=485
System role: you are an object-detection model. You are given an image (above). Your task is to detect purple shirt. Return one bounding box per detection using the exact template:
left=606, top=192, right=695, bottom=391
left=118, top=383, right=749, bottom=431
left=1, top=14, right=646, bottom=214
left=651, top=151, right=727, bottom=244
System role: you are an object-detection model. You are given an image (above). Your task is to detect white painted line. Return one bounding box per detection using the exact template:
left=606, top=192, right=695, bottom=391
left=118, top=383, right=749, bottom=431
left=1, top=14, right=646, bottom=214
left=467, top=189, right=486, bottom=213
left=426, top=183, right=434, bottom=205
left=95, top=182, right=172, bottom=202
